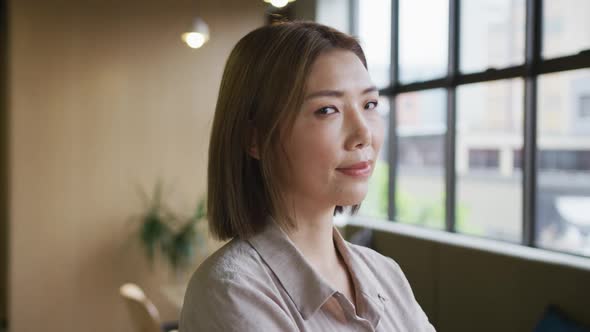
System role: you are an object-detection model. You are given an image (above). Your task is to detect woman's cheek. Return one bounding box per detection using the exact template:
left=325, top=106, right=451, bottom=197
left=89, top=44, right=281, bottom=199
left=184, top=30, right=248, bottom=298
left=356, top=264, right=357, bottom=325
left=292, top=123, right=334, bottom=163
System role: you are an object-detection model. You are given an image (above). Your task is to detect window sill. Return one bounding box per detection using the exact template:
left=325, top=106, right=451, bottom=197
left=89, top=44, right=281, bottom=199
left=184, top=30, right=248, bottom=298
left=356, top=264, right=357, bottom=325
left=344, top=216, right=590, bottom=273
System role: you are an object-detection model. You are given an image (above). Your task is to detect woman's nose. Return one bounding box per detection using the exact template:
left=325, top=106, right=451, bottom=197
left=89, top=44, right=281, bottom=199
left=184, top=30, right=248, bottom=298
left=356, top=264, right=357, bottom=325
left=344, top=108, right=372, bottom=150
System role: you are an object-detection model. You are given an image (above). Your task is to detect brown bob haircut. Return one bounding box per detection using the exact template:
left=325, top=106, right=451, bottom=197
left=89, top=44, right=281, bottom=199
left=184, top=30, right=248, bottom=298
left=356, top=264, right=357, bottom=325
left=208, top=21, right=368, bottom=241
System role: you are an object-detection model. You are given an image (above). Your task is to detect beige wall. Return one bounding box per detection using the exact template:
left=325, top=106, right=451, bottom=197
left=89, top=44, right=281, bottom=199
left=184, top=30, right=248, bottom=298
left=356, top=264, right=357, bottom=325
left=1, top=0, right=7, bottom=324
left=8, top=0, right=264, bottom=331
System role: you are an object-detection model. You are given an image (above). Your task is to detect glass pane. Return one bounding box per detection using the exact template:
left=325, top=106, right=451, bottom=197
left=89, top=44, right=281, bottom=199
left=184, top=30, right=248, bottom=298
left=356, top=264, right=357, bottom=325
left=537, top=69, right=590, bottom=257
left=357, top=0, right=392, bottom=88
left=395, top=89, right=446, bottom=229
left=543, top=0, right=590, bottom=59
left=316, top=0, right=350, bottom=35
left=460, top=0, right=525, bottom=73
left=399, top=0, right=448, bottom=83
left=456, top=79, right=524, bottom=242
left=360, top=97, right=391, bottom=219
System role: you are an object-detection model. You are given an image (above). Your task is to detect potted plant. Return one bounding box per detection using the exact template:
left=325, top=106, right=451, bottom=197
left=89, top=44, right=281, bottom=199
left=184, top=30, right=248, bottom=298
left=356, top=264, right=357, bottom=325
left=135, top=181, right=206, bottom=279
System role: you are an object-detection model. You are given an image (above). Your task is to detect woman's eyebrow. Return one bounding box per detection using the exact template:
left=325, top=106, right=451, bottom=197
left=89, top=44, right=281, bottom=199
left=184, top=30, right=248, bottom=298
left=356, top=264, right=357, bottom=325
left=304, top=86, right=378, bottom=100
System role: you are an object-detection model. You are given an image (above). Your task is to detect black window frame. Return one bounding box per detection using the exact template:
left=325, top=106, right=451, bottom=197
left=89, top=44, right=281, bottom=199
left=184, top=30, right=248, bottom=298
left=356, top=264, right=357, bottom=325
left=351, top=0, right=590, bottom=253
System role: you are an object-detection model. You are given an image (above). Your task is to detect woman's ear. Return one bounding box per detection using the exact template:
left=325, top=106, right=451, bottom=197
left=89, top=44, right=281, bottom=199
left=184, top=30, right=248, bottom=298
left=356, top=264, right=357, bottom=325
left=248, top=127, right=260, bottom=160
left=249, top=145, right=260, bottom=160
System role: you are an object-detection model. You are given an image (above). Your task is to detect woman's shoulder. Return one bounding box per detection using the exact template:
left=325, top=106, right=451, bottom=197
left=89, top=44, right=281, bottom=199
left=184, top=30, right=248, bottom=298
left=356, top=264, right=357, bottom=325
left=188, top=237, right=265, bottom=286
left=344, top=240, right=409, bottom=283
left=180, top=237, right=299, bottom=331
left=182, top=237, right=278, bottom=313
left=346, top=241, right=401, bottom=269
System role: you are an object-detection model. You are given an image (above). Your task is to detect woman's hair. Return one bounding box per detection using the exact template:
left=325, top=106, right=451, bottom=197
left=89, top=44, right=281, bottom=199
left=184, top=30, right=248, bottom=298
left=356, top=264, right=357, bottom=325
left=207, top=21, right=368, bottom=240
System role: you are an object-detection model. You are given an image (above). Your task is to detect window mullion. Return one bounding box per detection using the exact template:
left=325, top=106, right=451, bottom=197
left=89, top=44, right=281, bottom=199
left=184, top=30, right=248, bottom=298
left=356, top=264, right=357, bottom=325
left=349, top=0, right=358, bottom=36
left=388, top=0, right=399, bottom=221
left=522, top=0, right=542, bottom=246
left=445, top=0, right=459, bottom=232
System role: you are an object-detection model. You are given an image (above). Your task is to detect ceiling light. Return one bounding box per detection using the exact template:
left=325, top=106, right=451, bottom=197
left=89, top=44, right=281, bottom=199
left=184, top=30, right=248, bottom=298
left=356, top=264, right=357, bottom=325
left=181, top=17, right=210, bottom=49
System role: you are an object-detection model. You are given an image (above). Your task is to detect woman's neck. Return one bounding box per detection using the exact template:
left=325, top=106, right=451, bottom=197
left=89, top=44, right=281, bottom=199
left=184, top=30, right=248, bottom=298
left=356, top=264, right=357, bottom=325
left=282, top=206, right=340, bottom=275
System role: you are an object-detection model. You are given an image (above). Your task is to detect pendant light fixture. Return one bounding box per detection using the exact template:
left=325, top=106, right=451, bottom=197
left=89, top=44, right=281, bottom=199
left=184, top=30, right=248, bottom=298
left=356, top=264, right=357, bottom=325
left=181, top=17, right=210, bottom=49
left=264, top=0, right=296, bottom=9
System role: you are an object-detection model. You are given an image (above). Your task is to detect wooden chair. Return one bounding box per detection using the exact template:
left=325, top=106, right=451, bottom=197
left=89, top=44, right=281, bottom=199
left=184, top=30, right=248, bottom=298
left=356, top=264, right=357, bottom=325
left=120, top=283, right=178, bottom=332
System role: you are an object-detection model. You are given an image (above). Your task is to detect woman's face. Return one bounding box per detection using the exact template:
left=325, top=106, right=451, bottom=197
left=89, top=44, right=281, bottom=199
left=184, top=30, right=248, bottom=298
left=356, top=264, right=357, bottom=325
left=279, top=49, right=384, bottom=212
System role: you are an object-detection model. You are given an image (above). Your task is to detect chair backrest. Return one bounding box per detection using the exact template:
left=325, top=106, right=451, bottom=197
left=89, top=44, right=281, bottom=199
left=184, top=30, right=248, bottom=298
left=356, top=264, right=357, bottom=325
left=120, top=283, right=162, bottom=332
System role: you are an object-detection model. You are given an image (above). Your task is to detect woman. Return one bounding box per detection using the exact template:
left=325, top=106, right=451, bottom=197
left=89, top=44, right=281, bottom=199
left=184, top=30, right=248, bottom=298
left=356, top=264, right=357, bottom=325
left=180, top=21, right=436, bottom=332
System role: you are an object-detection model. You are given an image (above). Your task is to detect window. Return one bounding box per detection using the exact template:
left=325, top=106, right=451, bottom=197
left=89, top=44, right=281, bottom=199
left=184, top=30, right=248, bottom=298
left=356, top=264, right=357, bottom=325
left=468, top=149, right=500, bottom=169
left=580, top=95, right=590, bottom=119
left=513, top=149, right=523, bottom=170
left=460, top=0, right=525, bottom=73
left=395, top=89, right=446, bottom=230
left=354, top=0, right=590, bottom=257
left=538, top=150, right=590, bottom=172
left=398, top=0, right=448, bottom=83
left=542, top=0, right=590, bottom=59
left=538, top=69, right=590, bottom=256
left=357, top=0, right=391, bottom=88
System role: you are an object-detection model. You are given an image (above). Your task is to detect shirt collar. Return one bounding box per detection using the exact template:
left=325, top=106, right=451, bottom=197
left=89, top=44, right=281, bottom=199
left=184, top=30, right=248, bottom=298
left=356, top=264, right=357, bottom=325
left=333, top=225, right=386, bottom=327
left=246, top=216, right=385, bottom=323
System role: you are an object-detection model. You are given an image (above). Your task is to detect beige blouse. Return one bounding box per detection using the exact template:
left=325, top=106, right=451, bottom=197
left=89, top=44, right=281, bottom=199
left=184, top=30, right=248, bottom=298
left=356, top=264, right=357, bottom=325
left=179, top=218, right=436, bottom=331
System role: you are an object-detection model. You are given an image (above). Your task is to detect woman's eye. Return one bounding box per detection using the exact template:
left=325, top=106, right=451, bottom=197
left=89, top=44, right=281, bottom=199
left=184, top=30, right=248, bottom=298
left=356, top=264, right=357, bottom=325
left=315, top=106, right=338, bottom=116
left=365, top=101, right=379, bottom=111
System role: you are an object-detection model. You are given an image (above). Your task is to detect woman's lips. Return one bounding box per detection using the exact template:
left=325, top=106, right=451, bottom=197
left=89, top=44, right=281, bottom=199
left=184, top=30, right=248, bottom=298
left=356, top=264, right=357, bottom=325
left=336, top=161, right=372, bottom=177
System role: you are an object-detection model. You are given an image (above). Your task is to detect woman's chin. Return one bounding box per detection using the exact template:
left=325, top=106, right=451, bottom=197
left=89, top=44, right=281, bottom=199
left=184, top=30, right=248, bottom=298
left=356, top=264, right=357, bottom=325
left=335, top=187, right=368, bottom=206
